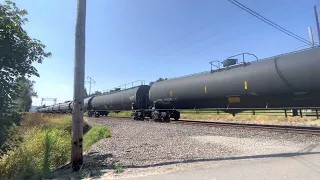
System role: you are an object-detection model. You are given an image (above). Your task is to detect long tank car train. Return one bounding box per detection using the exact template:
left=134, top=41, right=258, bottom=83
left=37, top=47, right=320, bottom=122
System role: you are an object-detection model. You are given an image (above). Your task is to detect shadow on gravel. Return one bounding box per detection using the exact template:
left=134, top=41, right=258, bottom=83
left=50, top=152, right=116, bottom=179
left=124, top=151, right=320, bottom=169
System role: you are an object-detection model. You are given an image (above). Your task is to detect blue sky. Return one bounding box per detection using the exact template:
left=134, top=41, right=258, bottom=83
left=2, top=0, right=319, bottom=106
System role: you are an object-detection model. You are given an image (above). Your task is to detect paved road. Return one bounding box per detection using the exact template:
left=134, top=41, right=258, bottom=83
left=126, top=153, right=320, bottom=180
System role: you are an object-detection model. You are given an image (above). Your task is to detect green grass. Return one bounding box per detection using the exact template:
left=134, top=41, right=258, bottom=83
left=83, top=125, right=111, bottom=151
left=108, top=111, right=132, bottom=117
left=114, top=163, right=124, bottom=173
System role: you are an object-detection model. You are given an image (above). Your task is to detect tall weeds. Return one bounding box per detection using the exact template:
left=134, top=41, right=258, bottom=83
left=0, top=113, right=110, bottom=179
left=0, top=114, right=72, bottom=179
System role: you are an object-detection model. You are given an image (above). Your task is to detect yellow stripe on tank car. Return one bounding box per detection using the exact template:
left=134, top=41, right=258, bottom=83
left=244, top=81, right=248, bottom=90
left=170, top=90, right=173, bottom=97
left=204, top=86, right=207, bottom=93
left=228, top=97, right=241, bottom=103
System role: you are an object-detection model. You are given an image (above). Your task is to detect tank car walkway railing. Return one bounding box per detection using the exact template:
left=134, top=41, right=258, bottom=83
left=209, top=52, right=259, bottom=73
left=169, top=52, right=259, bottom=80
left=101, top=80, right=145, bottom=95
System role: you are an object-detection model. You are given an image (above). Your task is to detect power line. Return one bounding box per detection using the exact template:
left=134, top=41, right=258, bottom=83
left=156, top=0, right=259, bottom=54
left=183, top=5, right=313, bottom=59
left=228, top=0, right=311, bottom=44
left=190, top=5, right=312, bottom=57
left=159, top=0, right=289, bottom=57
left=227, top=0, right=311, bottom=45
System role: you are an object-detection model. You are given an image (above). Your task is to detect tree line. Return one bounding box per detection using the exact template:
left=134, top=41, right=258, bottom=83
left=0, top=0, right=51, bottom=145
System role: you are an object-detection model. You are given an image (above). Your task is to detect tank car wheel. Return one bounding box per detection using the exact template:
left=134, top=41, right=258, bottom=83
left=138, top=111, right=145, bottom=121
left=163, top=117, right=170, bottom=123
left=162, top=111, right=171, bottom=123
left=152, top=111, right=161, bottom=122
left=94, top=111, right=100, bottom=118
left=132, top=115, right=138, bottom=120
left=173, top=113, right=180, bottom=121
left=132, top=112, right=139, bottom=120
left=154, top=117, right=161, bottom=122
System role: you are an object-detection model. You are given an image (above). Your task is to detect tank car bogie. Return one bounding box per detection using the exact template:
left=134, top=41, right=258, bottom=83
left=150, top=110, right=180, bottom=122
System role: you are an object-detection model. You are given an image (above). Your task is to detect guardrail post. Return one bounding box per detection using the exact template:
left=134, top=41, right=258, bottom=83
left=316, top=109, right=319, bottom=119
left=252, top=110, right=255, bottom=115
left=299, top=109, right=303, bottom=118
left=284, top=110, right=287, bottom=117
left=292, top=109, right=298, bottom=116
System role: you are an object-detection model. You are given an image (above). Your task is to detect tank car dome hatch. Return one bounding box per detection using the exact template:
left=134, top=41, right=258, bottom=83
left=222, top=58, right=237, bottom=67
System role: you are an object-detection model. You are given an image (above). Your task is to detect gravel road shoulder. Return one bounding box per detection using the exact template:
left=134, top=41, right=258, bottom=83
left=84, top=117, right=320, bottom=179
left=52, top=117, right=320, bottom=179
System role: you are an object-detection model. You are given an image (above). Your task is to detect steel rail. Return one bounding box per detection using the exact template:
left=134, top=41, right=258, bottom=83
left=172, top=120, right=320, bottom=136
left=88, top=116, right=320, bottom=135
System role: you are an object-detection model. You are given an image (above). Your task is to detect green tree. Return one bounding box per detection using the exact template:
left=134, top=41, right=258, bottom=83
left=149, top=78, right=168, bottom=86
left=91, top=90, right=102, bottom=96
left=13, top=77, right=38, bottom=112
left=84, top=88, right=88, bottom=98
left=0, top=0, right=51, bottom=113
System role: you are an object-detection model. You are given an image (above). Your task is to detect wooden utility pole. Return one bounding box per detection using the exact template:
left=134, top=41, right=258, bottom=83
left=314, top=5, right=320, bottom=44
left=71, top=0, right=86, bottom=171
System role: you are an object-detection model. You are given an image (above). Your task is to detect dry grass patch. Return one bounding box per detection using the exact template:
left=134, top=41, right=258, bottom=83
left=180, top=112, right=320, bottom=126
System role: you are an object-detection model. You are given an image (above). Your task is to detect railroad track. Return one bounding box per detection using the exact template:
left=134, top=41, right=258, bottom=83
left=171, top=120, right=320, bottom=136
left=96, top=116, right=320, bottom=135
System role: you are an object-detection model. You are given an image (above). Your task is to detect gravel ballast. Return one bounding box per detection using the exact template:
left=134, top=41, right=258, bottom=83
left=86, top=117, right=320, bottom=169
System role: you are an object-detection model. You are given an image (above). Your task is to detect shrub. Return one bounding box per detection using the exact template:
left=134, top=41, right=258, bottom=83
left=0, top=111, right=22, bottom=149
left=0, top=124, right=23, bottom=155
left=0, top=127, right=70, bottom=179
